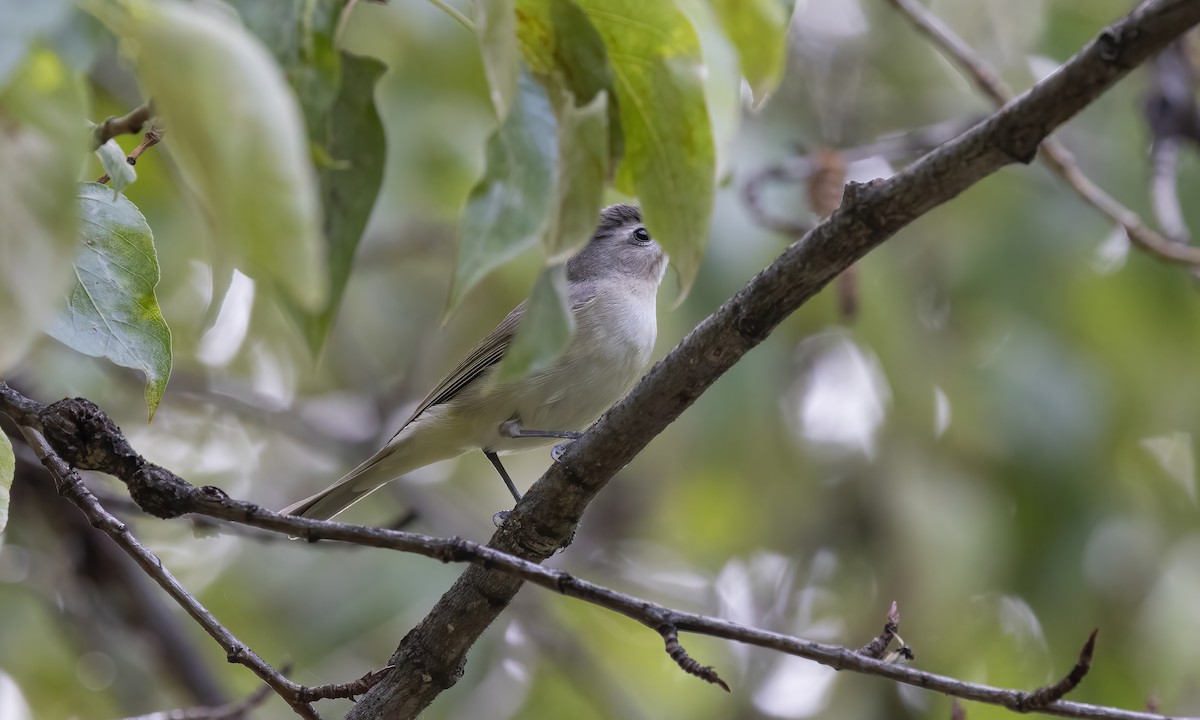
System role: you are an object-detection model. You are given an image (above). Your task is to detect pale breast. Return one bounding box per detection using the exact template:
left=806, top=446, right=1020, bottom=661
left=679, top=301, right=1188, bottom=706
left=509, top=281, right=658, bottom=437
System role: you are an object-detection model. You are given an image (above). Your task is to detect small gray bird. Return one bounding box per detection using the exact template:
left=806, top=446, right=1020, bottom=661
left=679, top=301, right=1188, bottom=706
left=282, top=204, right=666, bottom=520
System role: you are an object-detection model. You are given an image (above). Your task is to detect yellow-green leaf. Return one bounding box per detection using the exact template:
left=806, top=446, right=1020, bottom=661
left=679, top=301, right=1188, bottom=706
left=545, top=88, right=608, bottom=262
left=575, top=0, right=715, bottom=298
left=711, top=0, right=787, bottom=105
left=448, top=68, right=556, bottom=314
left=104, top=0, right=327, bottom=311
left=0, top=49, right=86, bottom=372
left=475, top=0, right=519, bottom=118
left=0, top=429, right=12, bottom=544
left=496, top=263, right=573, bottom=382
left=48, top=184, right=172, bottom=421
left=515, top=0, right=623, bottom=165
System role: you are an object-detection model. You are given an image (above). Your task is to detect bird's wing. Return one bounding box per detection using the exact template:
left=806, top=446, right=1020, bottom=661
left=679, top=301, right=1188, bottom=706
left=391, top=284, right=598, bottom=440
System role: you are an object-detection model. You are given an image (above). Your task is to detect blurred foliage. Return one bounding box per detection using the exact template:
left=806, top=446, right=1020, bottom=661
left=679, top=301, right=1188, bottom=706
left=1, top=0, right=1199, bottom=719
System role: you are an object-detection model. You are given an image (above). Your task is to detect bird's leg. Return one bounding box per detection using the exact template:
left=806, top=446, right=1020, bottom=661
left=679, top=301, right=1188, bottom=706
left=485, top=450, right=523, bottom=503
left=498, top=419, right=582, bottom=441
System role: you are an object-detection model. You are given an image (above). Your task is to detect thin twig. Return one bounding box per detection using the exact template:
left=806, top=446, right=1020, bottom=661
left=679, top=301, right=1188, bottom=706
left=857, top=600, right=902, bottom=660
left=13, top=424, right=320, bottom=720
left=425, top=0, right=472, bottom=30
left=92, top=103, right=154, bottom=150
left=296, top=666, right=394, bottom=703
left=0, top=386, right=1187, bottom=720
left=1013, top=630, right=1099, bottom=712
left=98, top=127, right=165, bottom=185
left=658, top=623, right=730, bottom=692
left=741, top=117, right=980, bottom=238
left=885, top=0, right=1200, bottom=266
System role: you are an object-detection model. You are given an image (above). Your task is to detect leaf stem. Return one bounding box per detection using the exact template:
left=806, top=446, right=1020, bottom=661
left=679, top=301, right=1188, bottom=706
left=425, top=0, right=473, bottom=31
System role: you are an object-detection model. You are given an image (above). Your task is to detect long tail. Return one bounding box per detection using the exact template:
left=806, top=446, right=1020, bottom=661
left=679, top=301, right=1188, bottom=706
left=280, top=441, right=423, bottom=520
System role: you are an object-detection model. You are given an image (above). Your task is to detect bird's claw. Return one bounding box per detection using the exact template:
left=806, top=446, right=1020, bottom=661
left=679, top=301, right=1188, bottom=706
left=492, top=510, right=510, bottom=527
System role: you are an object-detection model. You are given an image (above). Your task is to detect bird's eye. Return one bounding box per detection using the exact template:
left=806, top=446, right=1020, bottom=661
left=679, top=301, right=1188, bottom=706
left=633, top=227, right=651, bottom=244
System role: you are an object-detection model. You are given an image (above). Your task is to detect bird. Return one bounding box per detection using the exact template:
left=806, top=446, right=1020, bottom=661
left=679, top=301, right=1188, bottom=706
left=281, top=203, right=667, bottom=520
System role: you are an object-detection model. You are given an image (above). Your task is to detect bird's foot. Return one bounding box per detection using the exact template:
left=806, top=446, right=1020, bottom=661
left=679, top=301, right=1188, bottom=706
left=551, top=441, right=574, bottom=462
left=492, top=510, right=510, bottom=527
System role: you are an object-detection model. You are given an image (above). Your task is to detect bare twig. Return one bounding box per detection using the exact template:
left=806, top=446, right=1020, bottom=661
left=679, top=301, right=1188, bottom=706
left=741, top=117, right=981, bottom=238
left=0, top=386, right=1188, bottom=720
left=858, top=600, right=902, bottom=660
left=886, top=0, right=1200, bottom=266
left=98, top=127, right=164, bottom=185
left=13, top=424, right=320, bottom=720
left=1013, top=630, right=1098, bottom=712
left=296, top=666, right=393, bottom=703
left=92, top=103, right=154, bottom=150
left=658, top=623, right=730, bottom=692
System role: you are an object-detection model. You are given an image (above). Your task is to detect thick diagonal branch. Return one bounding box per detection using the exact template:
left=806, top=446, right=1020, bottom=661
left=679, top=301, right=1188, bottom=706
left=886, top=0, right=1200, bottom=265
left=340, top=2, right=1200, bottom=716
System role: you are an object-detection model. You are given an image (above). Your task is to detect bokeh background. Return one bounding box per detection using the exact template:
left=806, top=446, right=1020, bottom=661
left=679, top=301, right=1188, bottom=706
left=2, top=0, right=1200, bottom=718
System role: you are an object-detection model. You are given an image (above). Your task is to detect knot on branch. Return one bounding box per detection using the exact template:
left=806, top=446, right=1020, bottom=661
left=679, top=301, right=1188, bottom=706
left=40, top=396, right=197, bottom=518
left=42, top=398, right=141, bottom=475
left=128, top=465, right=197, bottom=519
left=1097, top=29, right=1123, bottom=64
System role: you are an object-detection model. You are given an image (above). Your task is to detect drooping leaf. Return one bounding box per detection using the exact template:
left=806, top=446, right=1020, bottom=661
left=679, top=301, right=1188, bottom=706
left=94, top=138, right=136, bottom=192
left=676, top=0, right=742, bottom=182
left=223, top=0, right=342, bottom=131
left=48, top=183, right=172, bottom=421
left=0, top=429, right=12, bottom=544
left=545, top=88, right=608, bottom=262
left=496, top=263, right=574, bottom=382
left=710, top=0, right=787, bottom=105
left=574, top=0, right=715, bottom=298
left=448, top=69, right=556, bottom=314
left=475, top=0, right=519, bottom=118
left=300, top=53, right=387, bottom=350
left=103, top=0, right=327, bottom=312
left=227, top=0, right=387, bottom=351
left=515, top=0, right=622, bottom=165
left=0, top=49, right=86, bottom=373
left=0, top=0, right=73, bottom=86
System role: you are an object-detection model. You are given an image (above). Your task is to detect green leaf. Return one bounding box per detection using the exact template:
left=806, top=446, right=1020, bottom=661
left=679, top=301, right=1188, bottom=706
left=515, top=0, right=623, bottom=166
left=300, top=53, right=387, bottom=350
left=574, top=0, right=715, bottom=298
left=0, top=49, right=87, bottom=373
left=0, top=0, right=73, bottom=86
left=710, top=0, right=787, bottom=105
left=475, top=0, right=519, bottom=118
left=496, top=263, right=574, bottom=382
left=0, top=429, right=12, bottom=544
left=677, top=0, right=742, bottom=182
left=94, top=138, right=136, bottom=192
left=48, top=184, right=173, bottom=421
left=225, top=0, right=386, bottom=351
left=545, top=88, right=608, bottom=262
left=104, top=0, right=327, bottom=312
left=448, top=68, right=556, bottom=314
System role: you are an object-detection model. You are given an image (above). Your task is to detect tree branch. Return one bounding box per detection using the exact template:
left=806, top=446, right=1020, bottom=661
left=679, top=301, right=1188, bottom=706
left=12, top=423, right=320, bottom=720
left=0, top=386, right=1190, bottom=720
left=885, top=0, right=1200, bottom=266
left=345, top=2, right=1200, bottom=715
left=5, top=1, right=1199, bottom=717
left=92, top=103, right=154, bottom=150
